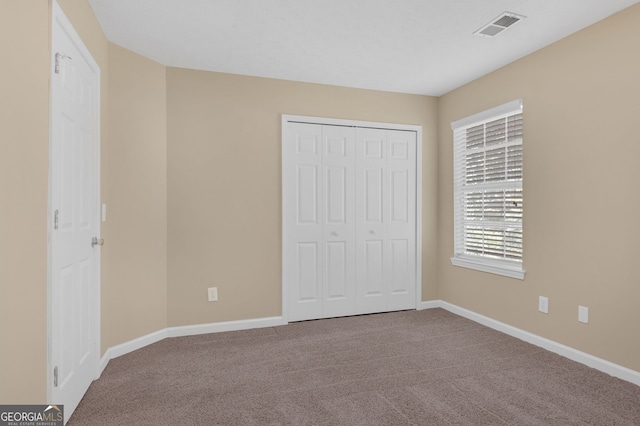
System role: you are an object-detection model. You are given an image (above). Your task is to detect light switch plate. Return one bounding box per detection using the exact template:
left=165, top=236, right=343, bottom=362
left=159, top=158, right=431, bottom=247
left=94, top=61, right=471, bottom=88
left=578, top=305, right=589, bottom=323
left=538, top=296, right=549, bottom=314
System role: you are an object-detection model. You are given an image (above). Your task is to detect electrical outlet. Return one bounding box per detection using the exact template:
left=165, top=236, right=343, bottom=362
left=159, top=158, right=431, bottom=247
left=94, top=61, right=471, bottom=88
left=207, top=287, right=218, bottom=302
left=578, top=305, right=589, bottom=323
left=538, top=296, right=549, bottom=314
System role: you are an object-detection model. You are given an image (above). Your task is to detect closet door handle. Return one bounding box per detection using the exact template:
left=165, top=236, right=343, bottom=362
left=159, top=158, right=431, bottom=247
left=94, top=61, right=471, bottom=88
left=369, top=230, right=376, bottom=235
left=331, top=231, right=338, bottom=237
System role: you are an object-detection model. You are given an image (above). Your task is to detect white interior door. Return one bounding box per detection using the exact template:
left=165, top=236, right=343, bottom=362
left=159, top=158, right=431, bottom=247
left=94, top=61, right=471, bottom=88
left=321, top=125, right=356, bottom=318
left=355, top=128, right=416, bottom=314
left=49, top=2, right=100, bottom=423
left=355, top=128, right=388, bottom=313
left=285, top=123, right=324, bottom=321
left=285, top=124, right=357, bottom=321
left=384, top=130, right=417, bottom=310
left=284, top=118, right=418, bottom=323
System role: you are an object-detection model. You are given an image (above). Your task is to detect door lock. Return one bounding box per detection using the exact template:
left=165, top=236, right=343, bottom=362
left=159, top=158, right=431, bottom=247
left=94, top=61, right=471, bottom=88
left=91, top=237, right=104, bottom=247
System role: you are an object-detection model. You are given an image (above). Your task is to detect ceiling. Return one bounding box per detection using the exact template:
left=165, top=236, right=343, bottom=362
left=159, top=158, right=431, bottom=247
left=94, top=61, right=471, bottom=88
left=88, top=0, right=639, bottom=96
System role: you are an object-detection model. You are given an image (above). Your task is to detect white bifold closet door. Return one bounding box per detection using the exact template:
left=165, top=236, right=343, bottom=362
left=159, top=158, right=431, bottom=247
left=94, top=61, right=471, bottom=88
left=285, top=122, right=416, bottom=322
left=355, top=128, right=417, bottom=314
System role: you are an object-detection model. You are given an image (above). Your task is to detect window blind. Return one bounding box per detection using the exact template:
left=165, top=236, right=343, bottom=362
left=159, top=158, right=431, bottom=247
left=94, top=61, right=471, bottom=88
left=452, top=100, right=523, bottom=275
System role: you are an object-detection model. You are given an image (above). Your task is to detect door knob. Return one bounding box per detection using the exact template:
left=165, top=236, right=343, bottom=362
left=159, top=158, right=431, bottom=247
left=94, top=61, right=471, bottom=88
left=369, top=230, right=376, bottom=235
left=331, top=231, right=338, bottom=237
left=91, top=237, right=104, bottom=247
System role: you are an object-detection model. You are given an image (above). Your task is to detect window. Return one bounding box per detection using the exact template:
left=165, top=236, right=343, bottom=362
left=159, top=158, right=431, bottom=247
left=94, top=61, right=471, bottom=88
left=451, top=99, right=524, bottom=279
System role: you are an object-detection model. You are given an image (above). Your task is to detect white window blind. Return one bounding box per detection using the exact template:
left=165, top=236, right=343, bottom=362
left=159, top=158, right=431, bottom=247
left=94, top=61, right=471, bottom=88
left=451, top=99, right=524, bottom=279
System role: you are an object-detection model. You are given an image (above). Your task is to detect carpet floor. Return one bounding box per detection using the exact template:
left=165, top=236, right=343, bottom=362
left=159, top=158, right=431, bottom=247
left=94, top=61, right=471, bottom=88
left=69, top=309, right=640, bottom=425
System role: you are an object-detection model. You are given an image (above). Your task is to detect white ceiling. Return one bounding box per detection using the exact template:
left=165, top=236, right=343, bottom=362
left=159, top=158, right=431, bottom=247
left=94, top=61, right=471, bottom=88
left=88, top=0, right=639, bottom=96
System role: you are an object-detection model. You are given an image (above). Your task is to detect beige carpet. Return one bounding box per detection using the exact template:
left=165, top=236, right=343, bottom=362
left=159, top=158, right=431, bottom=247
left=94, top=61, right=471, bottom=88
left=69, top=309, right=640, bottom=425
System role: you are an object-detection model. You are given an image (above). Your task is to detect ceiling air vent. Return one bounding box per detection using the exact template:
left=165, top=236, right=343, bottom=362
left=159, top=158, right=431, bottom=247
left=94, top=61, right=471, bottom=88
left=474, top=12, right=525, bottom=37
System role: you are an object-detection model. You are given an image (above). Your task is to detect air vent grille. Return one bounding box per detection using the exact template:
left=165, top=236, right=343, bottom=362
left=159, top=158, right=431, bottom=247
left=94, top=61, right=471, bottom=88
left=475, top=12, right=525, bottom=37
left=493, top=15, right=521, bottom=28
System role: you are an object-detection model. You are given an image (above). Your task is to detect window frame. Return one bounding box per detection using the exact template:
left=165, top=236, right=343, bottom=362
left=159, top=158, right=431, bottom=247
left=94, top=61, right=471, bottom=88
left=450, top=99, right=525, bottom=280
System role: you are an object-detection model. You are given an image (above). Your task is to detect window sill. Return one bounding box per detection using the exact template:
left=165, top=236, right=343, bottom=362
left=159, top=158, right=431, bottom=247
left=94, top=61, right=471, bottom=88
left=450, top=256, right=525, bottom=280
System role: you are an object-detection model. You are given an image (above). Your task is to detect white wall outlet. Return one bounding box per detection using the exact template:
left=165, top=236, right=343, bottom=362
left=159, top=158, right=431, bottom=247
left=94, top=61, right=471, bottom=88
left=578, top=305, right=589, bottom=323
left=207, top=287, right=218, bottom=302
left=538, top=296, right=549, bottom=314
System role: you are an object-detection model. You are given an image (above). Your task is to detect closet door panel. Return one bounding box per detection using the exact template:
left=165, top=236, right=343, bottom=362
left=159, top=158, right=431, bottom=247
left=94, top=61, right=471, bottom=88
left=322, top=125, right=356, bottom=318
left=386, top=130, right=416, bottom=310
left=286, top=123, right=324, bottom=321
left=364, top=239, right=384, bottom=296
left=297, top=242, right=320, bottom=301
left=356, top=128, right=389, bottom=314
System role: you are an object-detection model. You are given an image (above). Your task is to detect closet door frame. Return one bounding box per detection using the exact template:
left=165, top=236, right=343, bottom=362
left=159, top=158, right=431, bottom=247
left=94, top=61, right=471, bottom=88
left=282, top=115, right=423, bottom=322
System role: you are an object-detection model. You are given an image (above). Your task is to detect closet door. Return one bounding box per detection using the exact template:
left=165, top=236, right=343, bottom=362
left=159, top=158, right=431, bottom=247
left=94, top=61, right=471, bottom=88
left=386, top=130, right=417, bottom=310
left=285, top=123, right=324, bottom=321
left=355, top=128, right=416, bottom=314
left=322, top=125, right=356, bottom=318
left=285, top=123, right=356, bottom=321
left=355, top=128, right=387, bottom=313
left=285, top=121, right=416, bottom=322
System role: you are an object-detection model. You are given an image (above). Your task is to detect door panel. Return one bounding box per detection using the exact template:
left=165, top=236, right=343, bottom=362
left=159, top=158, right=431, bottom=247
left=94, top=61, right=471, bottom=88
left=325, top=133, right=347, bottom=158
left=356, top=128, right=416, bottom=314
left=50, top=4, right=100, bottom=421
left=297, top=243, right=320, bottom=301
left=297, top=165, right=319, bottom=224
left=286, top=123, right=323, bottom=321
left=386, top=130, right=417, bottom=310
left=356, top=128, right=388, bottom=313
left=326, top=166, right=346, bottom=224
left=391, top=170, right=408, bottom=223
left=364, top=168, right=384, bottom=223
left=364, top=138, right=384, bottom=159
left=80, top=132, right=92, bottom=227
left=390, top=139, right=409, bottom=160
left=322, top=125, right=355, bottom=318
left=297, top=131, right=320, bottom=155
left=390, top=239, right=409, bottom=293
left=364, top=240, right=384, bottom=296
left=325, top=242, right=347, bottom=299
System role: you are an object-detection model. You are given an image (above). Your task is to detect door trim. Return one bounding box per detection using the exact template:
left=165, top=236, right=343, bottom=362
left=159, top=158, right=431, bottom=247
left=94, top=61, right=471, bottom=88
left=281, top=115, right=423, bottom=322
left=47, top=0, right=101, bottom=405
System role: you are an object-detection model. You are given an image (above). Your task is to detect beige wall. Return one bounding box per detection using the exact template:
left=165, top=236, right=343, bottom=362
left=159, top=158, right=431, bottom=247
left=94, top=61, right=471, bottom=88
left=166, top=68, right=439, bottom=326
left=104, top=43, right=168, bottom=349
left=0, top=0, right=50, bottom=403
left=438, top=4, right=640, bottom=372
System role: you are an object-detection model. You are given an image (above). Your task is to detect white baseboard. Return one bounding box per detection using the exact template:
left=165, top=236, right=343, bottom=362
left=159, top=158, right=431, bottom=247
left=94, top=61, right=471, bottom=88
left=97, top=316, right=286, bottom=378
left=418, top=300, right=441, bottom=310
left=429, top=300, right=640, bottom=387
left=98, top=328, right=168, bottom=378
left=167, top=316, right=286, bottom=338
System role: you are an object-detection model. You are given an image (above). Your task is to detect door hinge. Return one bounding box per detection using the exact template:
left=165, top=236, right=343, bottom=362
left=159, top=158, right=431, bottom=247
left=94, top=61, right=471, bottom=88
left=53, top=366, right=58, bottom=387
left=54, top=52, right=72, bottom=74
left=54, top=209, right=59, bottom=230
